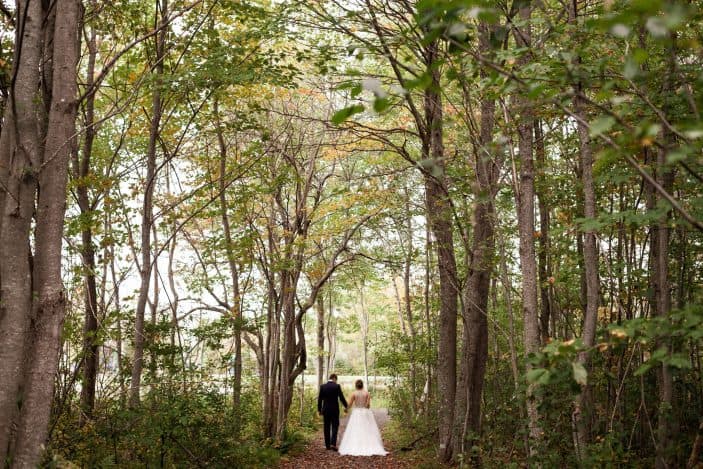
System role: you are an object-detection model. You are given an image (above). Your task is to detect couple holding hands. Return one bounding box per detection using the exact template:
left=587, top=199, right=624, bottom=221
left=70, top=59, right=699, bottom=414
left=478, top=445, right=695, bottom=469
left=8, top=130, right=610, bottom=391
left=316, top=374, right=387, bottom=456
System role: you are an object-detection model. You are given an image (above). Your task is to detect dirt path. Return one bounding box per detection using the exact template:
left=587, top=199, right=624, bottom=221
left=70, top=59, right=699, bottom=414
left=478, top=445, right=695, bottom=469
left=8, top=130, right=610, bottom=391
left=278, top=408, right=412, bottom=468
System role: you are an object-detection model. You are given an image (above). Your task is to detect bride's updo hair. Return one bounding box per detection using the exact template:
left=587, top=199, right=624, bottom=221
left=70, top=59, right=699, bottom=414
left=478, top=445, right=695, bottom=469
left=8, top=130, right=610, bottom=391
left=355, top=379, right=364, bottom=390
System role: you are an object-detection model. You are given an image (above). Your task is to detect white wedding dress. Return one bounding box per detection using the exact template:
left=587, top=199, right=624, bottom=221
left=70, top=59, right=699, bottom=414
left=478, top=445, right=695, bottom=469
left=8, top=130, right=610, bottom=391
left=338, top=390, right=388, bottom=456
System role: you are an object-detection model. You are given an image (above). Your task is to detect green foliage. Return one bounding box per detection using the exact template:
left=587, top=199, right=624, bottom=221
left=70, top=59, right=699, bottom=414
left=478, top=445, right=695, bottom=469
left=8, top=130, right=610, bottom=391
left=48, top=385, right=278, bottom=468
left=46, top=0, right=703, bottom=466
left=526, top=339, right=586, bottom=393
left=331, top=104, right=365, bottom=124
left=607, top=304, right=703, bottom=376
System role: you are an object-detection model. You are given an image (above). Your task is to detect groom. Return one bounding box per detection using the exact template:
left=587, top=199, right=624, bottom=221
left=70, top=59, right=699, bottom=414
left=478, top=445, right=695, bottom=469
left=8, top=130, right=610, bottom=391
left=317, top=373, right=348, bottom=450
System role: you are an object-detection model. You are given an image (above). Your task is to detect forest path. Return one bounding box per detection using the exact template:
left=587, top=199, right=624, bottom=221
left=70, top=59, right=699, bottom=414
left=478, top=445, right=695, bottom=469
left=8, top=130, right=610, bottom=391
left=278, top=408, right=413, bottom=468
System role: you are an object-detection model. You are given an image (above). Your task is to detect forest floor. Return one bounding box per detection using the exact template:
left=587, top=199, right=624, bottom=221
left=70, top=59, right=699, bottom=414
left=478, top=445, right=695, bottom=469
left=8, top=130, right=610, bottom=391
left=278, top=408, right=418, bottom=469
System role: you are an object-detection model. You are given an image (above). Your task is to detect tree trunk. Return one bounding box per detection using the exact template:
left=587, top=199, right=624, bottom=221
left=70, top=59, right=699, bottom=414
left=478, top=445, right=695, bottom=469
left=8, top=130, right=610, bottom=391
left=358, top=283, right=370, bottom=386
left=424, top=220, right=433, bottom=414
left=513, top=2, right=542, bottom=453
left=569, top=0, right=600, bottom=452
left=263, top=215, right=280, bottom=438
left=423, top=40, right=458, bottom=462
left=129, top=0, right=167, bottom=407
left=500, top=243, right=521, bottom=390
left=572, top=93, right=600, bottom=457
left=403, top=187, right=417, bottom=409
left=275, top=273, right=298, bottom=441
left=148, top=223, right=160, bottom=377
left=326, top=290, right=337, bottom=376
left=0, top=0, right=45, bottom=458
left=455, top=27, right=498, bottom=456
left=215, top=97, right=243, bottom=417
left=392, top=277, right=407, bottom=335
left=0, top=0, right=80, bottom=464
left=78, top=23, right=99, bottom=423
left=654, top=55, right=676, bottom=469
left=0, top=0, right=79, bottom=464
left=535, top=120, right=553, bottom=344
left=110, top=221, right=127, bottom=407
left=316, top=293, right=326, bottom=386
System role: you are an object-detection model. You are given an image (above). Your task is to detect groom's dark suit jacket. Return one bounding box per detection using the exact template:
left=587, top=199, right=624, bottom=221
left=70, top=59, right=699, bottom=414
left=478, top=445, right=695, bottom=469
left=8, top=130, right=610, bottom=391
left=317, top=380, right=348, bottom=416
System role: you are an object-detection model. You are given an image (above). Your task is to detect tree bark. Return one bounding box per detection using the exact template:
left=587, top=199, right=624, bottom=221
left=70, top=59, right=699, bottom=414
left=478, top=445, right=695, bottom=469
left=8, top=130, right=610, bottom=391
left=654, top=57, right=676, bottom=469
left=569, top=0, right=600, bottom=453
left=77, top=23, right=100, bottom=424
left=572, top=89, right=600, bottom=459
left=403, top=187, right=417, bottom=410
left=0, top=0, right=80, bottom=465
left=424, top=220, right=433, bottom=414
left=455, top=24, right=499, bottom=457
left=392, top=277, right=407, bottom=335
left=513, top=2, right=542, bottom=453
left=0, top=0, right=44, bottom=458
left=423, top=41, right=458, bottom=462
left=0, top=0, right=79, bottom=464
left=214, top=97, right=243, bottom=417
left=262, top=211, right=280, bottom=438
left=129, top=0, right=167, bottom=407
left=535, top=120, right=553, bottom=344
left=358, top=283, right=370, bottom=386
left=316, top=293, right=325, bottom=386
left=326, top=290, right=336, bottom=377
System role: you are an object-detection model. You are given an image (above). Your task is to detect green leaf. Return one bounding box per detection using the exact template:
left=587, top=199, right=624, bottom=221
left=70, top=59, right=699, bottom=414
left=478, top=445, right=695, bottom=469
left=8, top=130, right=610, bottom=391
left=665, top=354, right=692, bottom=370
left=331, top=104, right=365, bottom=125
left=572, top=362, right=588, bottom=386
left=526, top=368, right=548, bottom=384
left=350, top=84, right=363, bottom=98
left=373, top=98, right=390, bottom=113
left=589, top=116, right=616, bottom=137
left=666, top=149, right=688, bottom=164
left=634, top=362, right=652, bottom=376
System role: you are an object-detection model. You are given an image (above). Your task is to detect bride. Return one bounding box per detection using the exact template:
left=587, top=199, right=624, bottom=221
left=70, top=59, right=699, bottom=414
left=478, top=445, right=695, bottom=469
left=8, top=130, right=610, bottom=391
left=338, top=379, right=388, bottom=456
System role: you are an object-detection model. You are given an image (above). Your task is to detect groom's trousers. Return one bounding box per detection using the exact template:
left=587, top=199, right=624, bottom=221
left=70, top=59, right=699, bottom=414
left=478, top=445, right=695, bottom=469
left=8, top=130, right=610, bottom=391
left=323, top=412, right=340, bottom=448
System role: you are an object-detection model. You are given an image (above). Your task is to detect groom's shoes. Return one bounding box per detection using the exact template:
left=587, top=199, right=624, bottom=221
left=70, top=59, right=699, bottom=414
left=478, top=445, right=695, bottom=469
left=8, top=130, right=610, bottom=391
left=330, top=445, right=338, bottom=451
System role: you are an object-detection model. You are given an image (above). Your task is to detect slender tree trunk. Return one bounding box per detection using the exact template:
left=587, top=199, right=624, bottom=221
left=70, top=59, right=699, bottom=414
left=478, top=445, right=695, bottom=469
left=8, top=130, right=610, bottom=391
left=358, top=283, right=370, bottom=386
left=214, top=97, right=243, bottom=417
left=148, top=224, right=160, bottom=378
left=415, top=36, right=459, bottom=463
left=275, top=273, right=298, bottom=441
left=392, top=277, right=408, bottom=335
left=688, top=419, right=703, bottom=469
left=572, top=97, right=600, bottom=457
left=263, top=216, right=280, bottom=437
left=424, top=220, right=433, bottom=413
left=129, top=0, right=167, bottom=407
left=110, top=223, right=127, bottom=407
left=500, top=243, right=521, bottom=390
left=403, top=188, right=417, bottom=409
left=0, top=0, right=44, bottom=458
left=326, top=290, right=336, bottom=376
left=569, top=0, right=600, bottom=453
left=535, top=120, right=552, bottom=344
left=164, top=170, right=185, bottom=388
left=513, top=2, right=542, bottom=453
left=654, top=54, right=676, bottom=469
left=455, top=28, right=498, bottom=456
left=78, top=23, right=99, bottom=423
left=316, top=293, right=325, bottom=386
